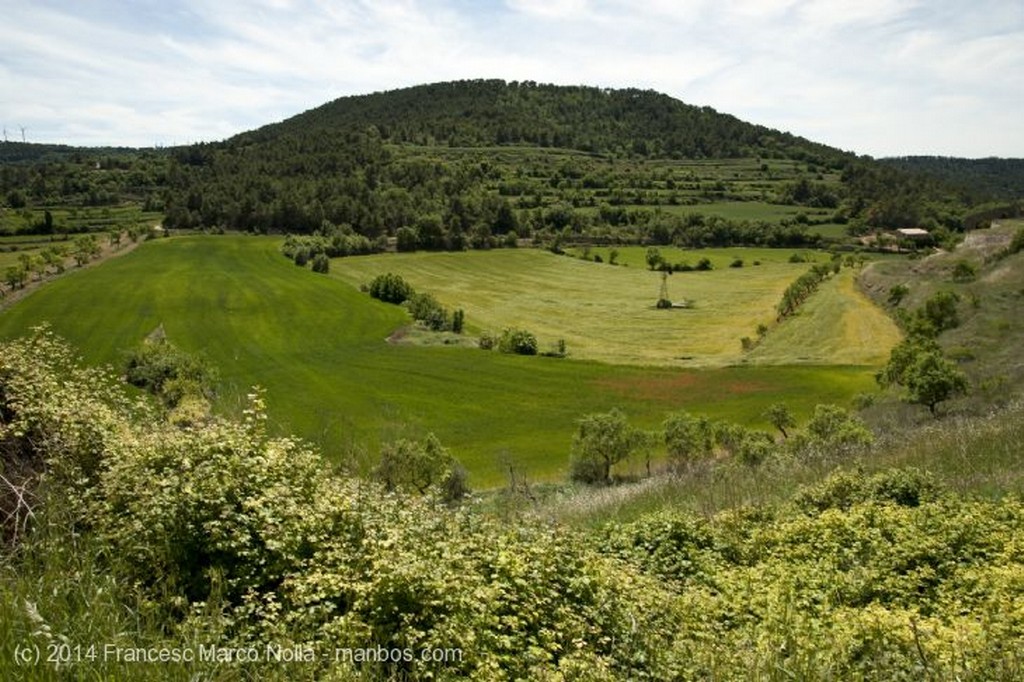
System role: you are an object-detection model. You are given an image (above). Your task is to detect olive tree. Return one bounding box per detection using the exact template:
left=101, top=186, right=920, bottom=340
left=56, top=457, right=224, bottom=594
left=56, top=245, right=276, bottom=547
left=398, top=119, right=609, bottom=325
left=569, top=408, right=642, bottom=484
left=663, top=411, right=714, bottom=471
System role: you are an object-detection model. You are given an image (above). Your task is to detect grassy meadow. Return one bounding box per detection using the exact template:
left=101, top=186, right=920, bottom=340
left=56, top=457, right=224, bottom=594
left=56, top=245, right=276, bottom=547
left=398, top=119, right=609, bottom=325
left=0, top=235, right=889, bottom=487
left=334, top=245, right=900, bottom=366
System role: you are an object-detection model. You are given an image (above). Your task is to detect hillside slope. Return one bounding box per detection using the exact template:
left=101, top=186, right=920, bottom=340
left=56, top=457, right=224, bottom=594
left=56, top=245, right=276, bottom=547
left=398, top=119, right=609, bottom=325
left=859, top=219, right=1024, bottom=410
left=238, top=79, right=851, bottom=164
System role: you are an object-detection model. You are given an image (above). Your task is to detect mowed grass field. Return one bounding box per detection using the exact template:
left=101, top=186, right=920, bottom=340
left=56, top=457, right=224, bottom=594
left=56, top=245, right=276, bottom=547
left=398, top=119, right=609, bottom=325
left=333, top=246, right=900, bottom=367
left=0, top=236, right=887, bottom=486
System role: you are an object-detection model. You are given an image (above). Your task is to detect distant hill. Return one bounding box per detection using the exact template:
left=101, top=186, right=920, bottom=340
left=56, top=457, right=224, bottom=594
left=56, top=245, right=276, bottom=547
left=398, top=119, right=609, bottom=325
left=2, top=80, right=1009, bottom=241
left=0, top=141, right=144, bottom=164
left=881, top=156, right=1024, bottom=202
left=237, top=79, right=854, bottom=167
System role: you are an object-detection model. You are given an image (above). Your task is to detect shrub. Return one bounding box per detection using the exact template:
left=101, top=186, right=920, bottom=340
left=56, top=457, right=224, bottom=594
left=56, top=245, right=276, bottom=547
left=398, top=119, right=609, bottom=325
left=478, top=331, right=497, bottom=350
left=794, top=468, right=942, bottom=513
left=406, top=292, right=448, bottom=330
left=374, top=433, right=464, bottom=498
left=790, top=404, right=873, bottom=454
left=498, top=328, right=538, bottom=355
left=124, top=338, right=217, bottom=409
left=735, top=430, right=773, bottom=465
left=310, top=253, right=329, bottom=273
left=912, top=290, right=961, bottom=336
left=887, top=283, right=909, bottom=306
left=952, top=259, right=977, bottom=282
left=1007, top=226, right=1024, bottom=255
left=368, top=272, right=413, bottom=304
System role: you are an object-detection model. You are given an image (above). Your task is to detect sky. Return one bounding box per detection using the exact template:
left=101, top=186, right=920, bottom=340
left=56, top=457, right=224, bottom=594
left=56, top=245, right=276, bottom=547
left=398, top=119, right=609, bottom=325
left=1, top=0, right=1022, bottom=157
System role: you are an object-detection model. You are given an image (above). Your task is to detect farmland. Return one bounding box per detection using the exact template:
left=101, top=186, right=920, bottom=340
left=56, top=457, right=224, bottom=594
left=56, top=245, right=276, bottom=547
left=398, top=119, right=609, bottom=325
left=0, top=235, right=885, bottom=486
left=332, top=245, right=900, bottom=366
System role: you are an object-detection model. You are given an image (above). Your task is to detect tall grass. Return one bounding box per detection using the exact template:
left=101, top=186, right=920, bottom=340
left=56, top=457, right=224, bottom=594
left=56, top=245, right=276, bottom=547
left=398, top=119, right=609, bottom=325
left=548, top=400, right=1024, bottom=526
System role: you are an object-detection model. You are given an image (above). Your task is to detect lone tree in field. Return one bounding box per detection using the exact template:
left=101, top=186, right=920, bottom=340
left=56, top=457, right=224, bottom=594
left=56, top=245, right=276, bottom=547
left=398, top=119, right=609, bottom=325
left=764, top=402, right=796, bottom=439
left=569, top=408, right=642, bottom=484
left=878, top=339, right=968, bottom=416
left=904, top=350, right=968, bottom=416
left=663, top=410, right=714, bottom=471
left=646, top=247, right=664, bottom=271
left=374, top=433, right=468, bottom=500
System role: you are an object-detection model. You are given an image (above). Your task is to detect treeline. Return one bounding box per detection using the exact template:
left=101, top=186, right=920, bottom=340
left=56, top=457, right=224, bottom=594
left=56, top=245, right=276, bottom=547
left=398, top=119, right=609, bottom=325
left=0, top=146, right=167, bottom=210
left=160, top=126, right=828, bottom=249
left=775, top=258, right=840, bottom=320
left=156, top=82, right=992, bottom=243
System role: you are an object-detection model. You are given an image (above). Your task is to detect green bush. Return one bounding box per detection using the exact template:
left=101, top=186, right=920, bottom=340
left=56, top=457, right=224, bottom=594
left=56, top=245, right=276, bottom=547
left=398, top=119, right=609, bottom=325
left=1008, top=226, right=1024, bottom=255
left=663, top=411, right=714, bottom=470
left=477, top=331, right=497, bottom=350
left=789, top=403, right=873, bottom=454
left=497, top=327, right=538, bottom=355
left=952, top=259, right=977, bottom=282
left=794, top=468, right=942, bottom=513
left=311, top=252, right=330, bottom=273
left=368, top=272, right=413, bottom=304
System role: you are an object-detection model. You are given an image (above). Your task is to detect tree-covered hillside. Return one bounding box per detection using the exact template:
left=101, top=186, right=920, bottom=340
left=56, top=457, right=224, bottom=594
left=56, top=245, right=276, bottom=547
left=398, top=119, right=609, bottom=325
left=881, top=156, right=1024, bottom=203
left=2, top=81, right=1019, bottom=248
left=243, top=79, right=850, bottom=163
left=151, top=80, right=997, bottom=244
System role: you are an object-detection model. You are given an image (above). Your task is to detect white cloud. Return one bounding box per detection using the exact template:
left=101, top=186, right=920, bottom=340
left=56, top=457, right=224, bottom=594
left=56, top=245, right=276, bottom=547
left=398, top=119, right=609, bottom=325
left=0, top=0, right=1021, bottom=155
left=505, top=0, right=590, bottom=19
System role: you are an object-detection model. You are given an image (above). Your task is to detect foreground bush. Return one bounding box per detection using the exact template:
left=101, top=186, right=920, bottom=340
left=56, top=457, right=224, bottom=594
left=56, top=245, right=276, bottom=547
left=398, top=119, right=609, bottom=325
left=0, top=330, right=681, bottom=680
left=2, top=330, right=1022, bottom=680
left=602, top=469, right=1024, bottom=680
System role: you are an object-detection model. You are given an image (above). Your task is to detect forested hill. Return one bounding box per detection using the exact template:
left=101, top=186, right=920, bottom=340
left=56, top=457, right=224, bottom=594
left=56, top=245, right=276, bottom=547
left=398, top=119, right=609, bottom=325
left=881, top=156, right=1024, bottom=203
left=4, top=80, right=997, bottom=242
left=235, top=79, right=852, bottom=165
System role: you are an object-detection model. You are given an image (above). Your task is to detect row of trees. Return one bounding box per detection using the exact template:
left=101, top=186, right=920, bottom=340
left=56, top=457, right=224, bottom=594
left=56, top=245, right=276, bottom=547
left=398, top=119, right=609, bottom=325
left=878, top=289, right=968, bottom=415
left=367, top=272, right=466, bottom=334
left=1, top=234, right=107, bottom=294
left=568, top=403, right=873, bottom=484
left=775, top=260, right=837, bottom=320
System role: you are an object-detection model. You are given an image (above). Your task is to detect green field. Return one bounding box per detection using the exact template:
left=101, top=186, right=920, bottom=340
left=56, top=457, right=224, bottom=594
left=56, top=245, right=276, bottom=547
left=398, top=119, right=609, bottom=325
left=0, top=236, right=887, bottom=486
left=334, top=246, right=900, bottom=366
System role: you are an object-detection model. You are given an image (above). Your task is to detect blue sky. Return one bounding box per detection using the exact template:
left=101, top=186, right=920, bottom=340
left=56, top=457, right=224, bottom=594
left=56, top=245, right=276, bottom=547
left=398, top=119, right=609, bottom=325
left=1, top=0, right=1022, bottom=157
